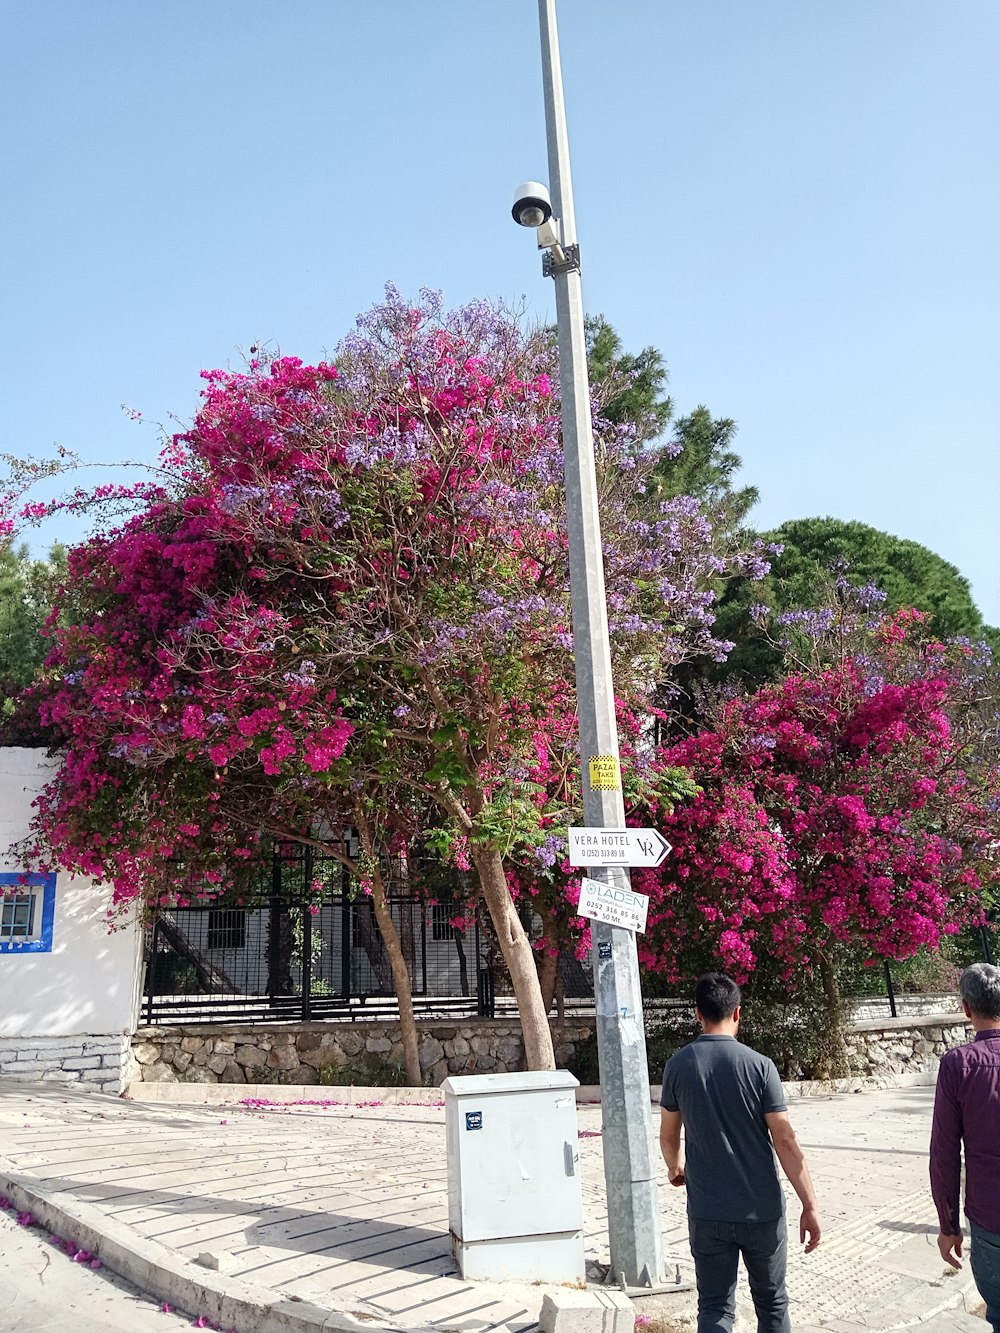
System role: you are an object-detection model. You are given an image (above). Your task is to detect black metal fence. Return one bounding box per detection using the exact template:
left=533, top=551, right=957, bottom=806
left=144, top=839, right=997, bottom=1028
left=143, top=841, right=492, bottom=1025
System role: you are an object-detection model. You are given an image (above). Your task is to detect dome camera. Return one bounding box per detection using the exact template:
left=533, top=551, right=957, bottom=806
left=512, top=181, right=552, bottom=228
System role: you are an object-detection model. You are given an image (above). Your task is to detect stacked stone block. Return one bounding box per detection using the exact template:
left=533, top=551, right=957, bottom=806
left=0, top=1034, right=134, bottom=1094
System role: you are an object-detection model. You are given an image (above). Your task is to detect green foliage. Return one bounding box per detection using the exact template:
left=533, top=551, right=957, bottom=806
left=0, top=543, right=66, bottom=742
left=653, top=407, right=759, bottom=528
left=645, top=764, right=701, bottom=812
left=643, top=1016, right=699, bottom=1080
left=146, top=952, right=201, bottom=995
left=772, top=518, right=991, bottom=638
left=584, top=317, right=758, bottom=528
left=585, top=316, right=673, bottom=440
left=565, top=1014, right=697, bottom=1086
left=582, top=320, right=762, bottom=739
left=564, top=1030, right=602, bottom=1085
left=315, top=1054, right=412, bottom=1087
left=716, top=517, right=998, bottom=689
left=637, top=950, right=848, bottom=1081
left=470, top=784, right=548, bottom=856
left=1, top=544, right=66, bottom=680
left=733, top=950, right=853, bottom=1080
left=738, top=993, right=836, bottom=1082
left=243, top=1064, right=285, bottom=1085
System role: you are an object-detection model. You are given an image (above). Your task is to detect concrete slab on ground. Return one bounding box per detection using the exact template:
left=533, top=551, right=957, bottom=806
left=907, top=1315, right=988, bottom=1333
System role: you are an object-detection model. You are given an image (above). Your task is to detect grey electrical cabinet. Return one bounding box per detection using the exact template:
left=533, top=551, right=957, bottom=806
left=443, top=1069, right=585, bottom=1282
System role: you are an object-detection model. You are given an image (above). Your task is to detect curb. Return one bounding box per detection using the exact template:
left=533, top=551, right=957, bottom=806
left=0, top=1165, right=407, bottom=1333
left=779, top=1069, right=939, bottom=1099
left=125, top=1082, right=446, bottom=1107
left=579, top=1070, right=940, bottom=1104
left=125, top=1067, right=940, bottom=1109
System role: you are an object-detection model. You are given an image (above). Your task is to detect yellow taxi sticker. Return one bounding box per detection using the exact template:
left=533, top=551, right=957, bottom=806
left=588, top=754, right=621, bottom=791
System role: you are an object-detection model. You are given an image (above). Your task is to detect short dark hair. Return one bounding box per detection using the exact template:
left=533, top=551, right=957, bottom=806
left=695, top=973, right=741, bottom=1023
left=959, top=963, right=1000, bottom=1020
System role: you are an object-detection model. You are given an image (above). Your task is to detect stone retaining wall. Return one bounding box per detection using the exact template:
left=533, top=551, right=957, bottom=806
left=847, top=992, right=958, bottom=1022
left=130, top=1018, right=595, bottom=1088
left=0, top=1034, right=135, bottom=1094
left=128, top=1012, right=971, bottom=1090
left=846, top=1013, right=969, bottom=1077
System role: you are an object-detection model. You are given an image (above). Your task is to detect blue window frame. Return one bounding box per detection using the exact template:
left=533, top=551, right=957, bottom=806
left=0, top=872, right=56, bottom=953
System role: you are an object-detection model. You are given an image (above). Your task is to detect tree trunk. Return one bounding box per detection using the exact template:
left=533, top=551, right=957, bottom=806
left=395, top=854, right=417, bottom=975
left=356, top=815, right=422, bottom=1088
left=539, top=946, right=559, bottom=1016
left=472, top=846, right=555, bottom=1070
left=267, top=898, right=294, bottom=998
left=535, top=902, right=560, bottom=1016
left=453, top=929, right=470, bottom=997
left=816, top=953, right=850, bottom=1080
left=353, top=905, right=395, bottom=992
left=369, top=869, right=423, bottom=1087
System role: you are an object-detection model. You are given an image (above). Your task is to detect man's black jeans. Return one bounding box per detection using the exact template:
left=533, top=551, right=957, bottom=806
left=689, top=1215, right=790, bottom=1333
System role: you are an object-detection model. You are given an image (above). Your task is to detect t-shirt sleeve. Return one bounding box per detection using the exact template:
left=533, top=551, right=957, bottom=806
left=761, top=1058, right=787, bottom=1114
left=660, top=1057, right=679, bottom=1111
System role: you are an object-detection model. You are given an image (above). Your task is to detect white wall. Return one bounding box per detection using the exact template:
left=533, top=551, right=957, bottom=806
left=0, top=747, right=142, bottom=1040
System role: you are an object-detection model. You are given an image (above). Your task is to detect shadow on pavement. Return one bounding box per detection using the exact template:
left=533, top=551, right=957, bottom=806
left=4, top=1170, right=454, bottom=1276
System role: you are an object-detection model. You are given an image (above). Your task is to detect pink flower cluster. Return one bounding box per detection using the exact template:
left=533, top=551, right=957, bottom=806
left=637, top=651, right=998, bottom=982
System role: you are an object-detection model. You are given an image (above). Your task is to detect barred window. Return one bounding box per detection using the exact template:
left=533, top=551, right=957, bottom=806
left=206, top=908, right=246, bottom=951
left=0, top=894, right=35, bottom=940
left=431, top=904, right=454, bottom=941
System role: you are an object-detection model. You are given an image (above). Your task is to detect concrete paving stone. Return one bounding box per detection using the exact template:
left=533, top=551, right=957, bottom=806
left=539, top=1288, right=633, bottom=1332
left=249, top=1207, right=446, bottom=1256
left=859, top=1275, right=979, bottom=1330
left=791, top=1323, right=873, bottom=1332
left=917, top=1316, right=989, bottom=1332
left=879, top=1229, right=956, bottom=1279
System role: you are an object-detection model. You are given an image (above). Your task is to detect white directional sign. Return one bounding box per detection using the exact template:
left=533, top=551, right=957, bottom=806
left=567, top=827, right=672, bottom=869
left=576, top=877, right=649, bottom=933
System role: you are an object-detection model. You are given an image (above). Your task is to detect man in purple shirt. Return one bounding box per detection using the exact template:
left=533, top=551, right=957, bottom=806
left=929, top=962, right=1000, bottom=1331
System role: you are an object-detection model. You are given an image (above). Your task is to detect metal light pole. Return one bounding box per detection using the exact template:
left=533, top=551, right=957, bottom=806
left=518, top=0, right=665, bottom=1290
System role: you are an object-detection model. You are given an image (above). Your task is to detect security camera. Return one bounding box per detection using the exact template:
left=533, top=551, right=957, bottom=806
left=512, top=181, right=552, bottom=228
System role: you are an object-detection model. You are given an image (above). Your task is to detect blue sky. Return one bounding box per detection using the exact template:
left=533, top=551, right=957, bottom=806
left=2, top=1, right=997, bottom=622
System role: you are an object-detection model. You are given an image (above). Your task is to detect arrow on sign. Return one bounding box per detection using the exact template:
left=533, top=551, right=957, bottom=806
left=567, top=827, right=672, bottom=869
left=576, top=877, right=650, bottom=933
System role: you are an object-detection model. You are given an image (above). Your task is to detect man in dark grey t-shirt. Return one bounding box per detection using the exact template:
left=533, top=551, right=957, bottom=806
left=660, top=973, right=821, bottom=1333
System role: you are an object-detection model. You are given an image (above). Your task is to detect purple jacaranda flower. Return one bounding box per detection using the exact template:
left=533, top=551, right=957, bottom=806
left=855, top=582, right=888, bottom=608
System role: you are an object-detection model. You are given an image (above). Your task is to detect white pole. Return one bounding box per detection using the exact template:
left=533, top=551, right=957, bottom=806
left=537, top=0, right=665, bottom=1289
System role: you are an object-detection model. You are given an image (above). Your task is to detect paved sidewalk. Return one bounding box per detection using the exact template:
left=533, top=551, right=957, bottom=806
left=0, top=1078, right=987, bottom=1332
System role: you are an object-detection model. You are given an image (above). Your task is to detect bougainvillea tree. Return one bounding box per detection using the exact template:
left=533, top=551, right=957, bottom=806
left=7, top=288, right=764, bottom=1072
left=631, top=602, right=1000, bottom=1069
